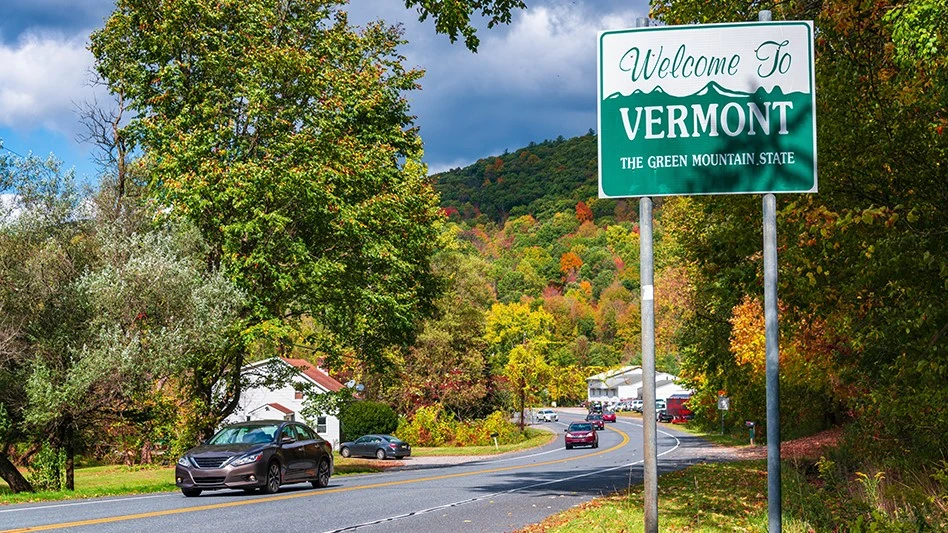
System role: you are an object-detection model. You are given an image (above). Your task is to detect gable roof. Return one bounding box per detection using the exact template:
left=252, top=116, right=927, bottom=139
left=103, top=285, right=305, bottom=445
left=243, top=357, right=344, bottom=393
left=249, top=402, right=293, bottom=416
left=282, top=358, right=344, bottom=392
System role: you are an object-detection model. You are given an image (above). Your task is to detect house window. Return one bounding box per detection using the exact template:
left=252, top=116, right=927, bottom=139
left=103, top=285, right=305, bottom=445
left=284, top=413, right=295, bottom=422
left=316, top=416, right=327, bottom=434
left=294, top=390, right=303, bottom=400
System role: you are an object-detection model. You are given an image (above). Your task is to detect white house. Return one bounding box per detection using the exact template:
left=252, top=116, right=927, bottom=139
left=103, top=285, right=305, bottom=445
left=586, top=366, right=690, bottom=406
left=224, top=357, right=344, bottom=449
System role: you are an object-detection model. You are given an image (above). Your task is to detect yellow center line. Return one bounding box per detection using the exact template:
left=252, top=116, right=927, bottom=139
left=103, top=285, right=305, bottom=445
left=2, top=428, right=630, bottom=532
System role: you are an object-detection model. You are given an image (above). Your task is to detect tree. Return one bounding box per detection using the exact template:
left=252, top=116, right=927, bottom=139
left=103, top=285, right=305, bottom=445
left=483, top=301, right=554, bottom=368
left=90, top=0, right=445, bottom=428
left=403, top=0, right=526, bottom=52
left=651, top=0, right=948, bottom=459
left=390, top=247, right=496, bottom=419
left=504, top=343, right=550, bottom=430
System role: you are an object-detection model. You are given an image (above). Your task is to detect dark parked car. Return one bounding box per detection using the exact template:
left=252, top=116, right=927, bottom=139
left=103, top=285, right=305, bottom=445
left=565, top=422, right=599, bottom=449
left=175, top=420, right=333, bottom=497
left=585, top=412, right=605, bottom=430
left=340, top=434, right=412, bottom=460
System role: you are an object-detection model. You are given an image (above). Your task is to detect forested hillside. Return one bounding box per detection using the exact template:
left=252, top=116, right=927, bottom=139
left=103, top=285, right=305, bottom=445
left=435, top=132, right=606, bottom=223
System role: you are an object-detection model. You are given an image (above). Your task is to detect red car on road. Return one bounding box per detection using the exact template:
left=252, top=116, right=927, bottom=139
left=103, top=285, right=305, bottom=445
left=565, top=422, right=599, bottom=449
left=585, top=413, right=605, bottom=430
left=602, top=410, right=617, bottom=423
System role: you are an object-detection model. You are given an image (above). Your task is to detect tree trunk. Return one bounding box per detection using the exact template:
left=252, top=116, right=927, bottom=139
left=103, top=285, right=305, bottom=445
left=63, top=421, right=75, bottom=491
left=0, top=452, right=34, bottom=493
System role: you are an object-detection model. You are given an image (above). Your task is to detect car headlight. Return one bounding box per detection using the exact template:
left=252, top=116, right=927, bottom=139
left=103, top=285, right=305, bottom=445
left=230, top=452, right=264, bottom=466
left=177, top=456, right=191, bottom=467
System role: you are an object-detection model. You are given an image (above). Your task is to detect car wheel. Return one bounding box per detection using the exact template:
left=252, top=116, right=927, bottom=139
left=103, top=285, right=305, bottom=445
left=565, top=444, right=572, bottom=449
left=261, top=461, right=281, bottom=494
left=181, top=488, right=202, bottom=497
left=340, top=447, right=351, bottom=458
left=375, top=448, right=386, bottom=460
left=311, top=458, right=331, bottom=489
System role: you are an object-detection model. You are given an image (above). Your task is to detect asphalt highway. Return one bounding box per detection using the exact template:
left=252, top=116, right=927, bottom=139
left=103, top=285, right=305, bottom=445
left=0, top=409, right=734, bottom=533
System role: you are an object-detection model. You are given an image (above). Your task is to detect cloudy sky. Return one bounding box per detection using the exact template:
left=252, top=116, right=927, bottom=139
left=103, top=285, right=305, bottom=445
left=0, top=0, right=647, bottom=183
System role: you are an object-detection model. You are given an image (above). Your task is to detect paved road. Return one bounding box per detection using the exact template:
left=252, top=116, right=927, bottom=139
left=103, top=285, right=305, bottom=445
left=0, top=410, right=736, bottom=533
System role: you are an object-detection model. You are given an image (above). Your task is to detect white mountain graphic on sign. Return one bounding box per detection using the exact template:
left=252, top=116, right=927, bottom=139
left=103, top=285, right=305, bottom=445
left=694, top=81, right=749, bottom=98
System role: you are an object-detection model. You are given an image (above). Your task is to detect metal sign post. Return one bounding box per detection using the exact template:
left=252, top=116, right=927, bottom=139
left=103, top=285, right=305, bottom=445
left=634, top=18, right=659, bottom=533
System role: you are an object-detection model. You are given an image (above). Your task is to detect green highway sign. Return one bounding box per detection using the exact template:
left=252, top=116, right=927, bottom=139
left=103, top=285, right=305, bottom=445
left=598, top=22, right=817, bottom=197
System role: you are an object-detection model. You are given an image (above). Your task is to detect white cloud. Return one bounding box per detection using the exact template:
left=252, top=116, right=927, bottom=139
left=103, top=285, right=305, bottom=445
left=415, top=3, right=642, bottom=98
left=0, top=32, right=104, bottom=136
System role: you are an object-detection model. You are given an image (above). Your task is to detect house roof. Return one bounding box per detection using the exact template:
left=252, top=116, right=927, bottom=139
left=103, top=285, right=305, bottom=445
left=587, top=365, right=641, bottom=383
left=282, top=358, right=344, bottom=392
left=248, top=402, right=293, bottom=415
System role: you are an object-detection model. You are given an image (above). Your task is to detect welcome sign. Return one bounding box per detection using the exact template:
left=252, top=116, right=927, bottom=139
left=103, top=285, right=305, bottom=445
left=598, top=22, right=817, bottom=197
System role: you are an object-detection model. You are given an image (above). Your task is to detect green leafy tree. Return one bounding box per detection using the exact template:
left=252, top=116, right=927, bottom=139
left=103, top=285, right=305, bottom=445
left=504, top=343, right=551, bottom=430
left=389, top=245, right=496, bottom=419
left=90, top=0, right=445, bottom=429
left=403, top=0, right=526, bottom=52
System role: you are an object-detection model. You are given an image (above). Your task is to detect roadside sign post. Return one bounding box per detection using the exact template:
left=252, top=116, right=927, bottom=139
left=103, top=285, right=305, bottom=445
left=632, top=17, right=659, bottom=533
left=598, top=10, right=816, bottom=532
left=718, top=395, right=730, bottom=435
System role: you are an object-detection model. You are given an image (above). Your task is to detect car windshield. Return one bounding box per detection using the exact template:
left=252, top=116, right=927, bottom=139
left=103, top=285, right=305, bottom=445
left=209, top=424, right=279, bottom=445
left=568, top=423, right=593, bottom=432
left=587, top=414, right=602, bottom=419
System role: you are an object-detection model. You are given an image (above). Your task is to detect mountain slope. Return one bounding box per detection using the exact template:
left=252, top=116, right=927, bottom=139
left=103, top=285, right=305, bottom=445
left=432, top=132, right=599, bottom=223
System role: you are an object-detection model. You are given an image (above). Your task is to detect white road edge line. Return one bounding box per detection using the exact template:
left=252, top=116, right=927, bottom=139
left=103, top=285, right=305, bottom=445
left=0, top=493, right=175, bottom=514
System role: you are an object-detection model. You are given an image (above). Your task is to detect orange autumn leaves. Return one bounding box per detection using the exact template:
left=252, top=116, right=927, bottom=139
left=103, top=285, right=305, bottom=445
left=729, top=295, right=767, bottom=375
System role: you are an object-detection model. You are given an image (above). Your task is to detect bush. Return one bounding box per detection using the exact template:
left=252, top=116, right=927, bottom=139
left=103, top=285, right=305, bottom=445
left=28, top=443, right=67, bottom=492
left=339, top=401, right=398, bottom=441
left=395, top=403, right=523, bottom=447
left=395, top=404, right=453, bottom=447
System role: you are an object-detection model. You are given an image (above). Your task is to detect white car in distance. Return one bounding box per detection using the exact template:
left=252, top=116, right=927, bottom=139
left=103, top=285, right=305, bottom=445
left=535, top=409, right=558, bottom=422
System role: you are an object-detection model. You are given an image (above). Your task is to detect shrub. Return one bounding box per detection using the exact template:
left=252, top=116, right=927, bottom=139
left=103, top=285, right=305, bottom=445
left=27, top=443, right=67, bottom=492
left=395, top=404, right=454, bottom=447
left=396, top=404, right=522, bottom=447
left=339, top=401, right=398, bottom=441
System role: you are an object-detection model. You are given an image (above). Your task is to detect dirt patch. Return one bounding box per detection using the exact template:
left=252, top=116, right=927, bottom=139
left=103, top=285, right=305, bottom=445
left=731, top=427, right=843, bottom=461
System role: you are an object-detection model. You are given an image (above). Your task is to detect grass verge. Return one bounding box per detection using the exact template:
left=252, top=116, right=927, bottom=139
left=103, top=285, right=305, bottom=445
left=518, top=459, right=812, bottom=532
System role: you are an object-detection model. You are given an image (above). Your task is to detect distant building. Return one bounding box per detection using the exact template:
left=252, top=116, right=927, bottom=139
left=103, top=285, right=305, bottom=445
left=586, top=366, right=690, bottom=406
left=224, top=357, right=344, bottom=448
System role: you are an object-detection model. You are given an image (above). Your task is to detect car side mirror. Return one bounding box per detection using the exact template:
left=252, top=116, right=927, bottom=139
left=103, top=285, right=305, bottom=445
left=281, top=436, right=295, bottom=444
